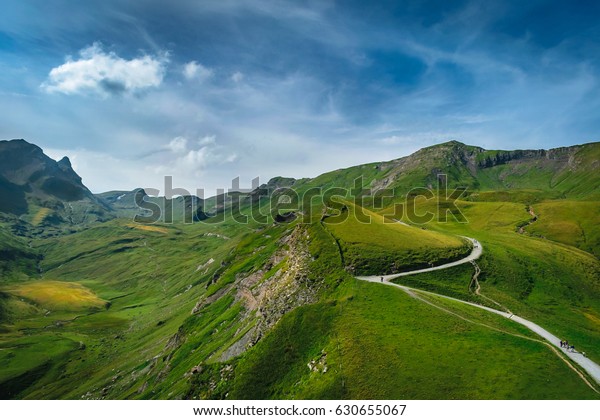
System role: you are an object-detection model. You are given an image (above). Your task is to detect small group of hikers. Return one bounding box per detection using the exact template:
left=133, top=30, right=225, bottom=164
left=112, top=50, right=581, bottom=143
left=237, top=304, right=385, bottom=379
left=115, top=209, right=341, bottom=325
left=560, top=340, right=586, bottom=357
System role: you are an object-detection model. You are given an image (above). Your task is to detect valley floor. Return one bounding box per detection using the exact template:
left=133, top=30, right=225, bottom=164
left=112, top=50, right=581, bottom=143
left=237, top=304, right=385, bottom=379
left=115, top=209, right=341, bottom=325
left=2, top=194, right=600, bottom=399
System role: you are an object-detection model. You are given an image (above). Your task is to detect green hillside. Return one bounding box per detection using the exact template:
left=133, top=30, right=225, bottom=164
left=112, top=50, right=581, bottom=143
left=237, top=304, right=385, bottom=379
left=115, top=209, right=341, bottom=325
left=296, top=140, right=600, bottom=200
left=1, top=139, right=599, bottom=400
left=229, top=281, right=597, bottom=399
left=523, top=201, right=600, bottom=257
left=323, top=202, right=470, bottom=274
left=0, top=226, right=40, bottom=282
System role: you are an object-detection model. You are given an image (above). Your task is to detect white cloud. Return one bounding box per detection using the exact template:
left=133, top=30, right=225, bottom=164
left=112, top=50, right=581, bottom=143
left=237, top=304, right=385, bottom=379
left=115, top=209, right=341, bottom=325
left=167, top=136, right=188, bottom=153
left=155, top=134, right=237, bottom=182
left=198, top=135, right=216, bottom=146
left=183, top=61, right=213, bottom=81
left=44, top=137, right=238, bottom=195
left=231, top=71, right=244, bottom=83
left=41, top=43, right=169, bottom=97
left=182, top=148, right=210, bottom=166
left=160, top=136, right=215, bottom=174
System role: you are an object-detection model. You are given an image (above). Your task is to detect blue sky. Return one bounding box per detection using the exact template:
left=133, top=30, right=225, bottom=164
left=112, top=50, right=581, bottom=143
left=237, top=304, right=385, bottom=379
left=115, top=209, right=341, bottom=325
left=1, top=0, right=599, bottom=194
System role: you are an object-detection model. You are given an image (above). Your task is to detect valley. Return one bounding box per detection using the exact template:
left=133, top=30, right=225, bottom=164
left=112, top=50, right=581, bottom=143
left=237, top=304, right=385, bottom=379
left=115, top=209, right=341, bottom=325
left=0, top=139, right=599, bottom=399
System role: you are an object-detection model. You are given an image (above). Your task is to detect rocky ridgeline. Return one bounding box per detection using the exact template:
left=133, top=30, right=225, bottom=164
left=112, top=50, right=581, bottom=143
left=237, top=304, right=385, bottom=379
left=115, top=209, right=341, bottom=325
left=177, top=225, right=321, bottom=371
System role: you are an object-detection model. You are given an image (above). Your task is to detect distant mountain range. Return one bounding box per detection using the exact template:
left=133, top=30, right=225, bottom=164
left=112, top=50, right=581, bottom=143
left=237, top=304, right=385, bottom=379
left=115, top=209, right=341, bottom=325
left=0, top=139, right=111, bottom=235
left=1, top=138, right=598, bottom=234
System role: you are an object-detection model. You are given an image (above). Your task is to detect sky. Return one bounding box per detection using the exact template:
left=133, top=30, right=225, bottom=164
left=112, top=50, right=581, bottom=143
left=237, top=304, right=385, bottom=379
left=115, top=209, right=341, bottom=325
left=1, top=0, right=599, bottom=195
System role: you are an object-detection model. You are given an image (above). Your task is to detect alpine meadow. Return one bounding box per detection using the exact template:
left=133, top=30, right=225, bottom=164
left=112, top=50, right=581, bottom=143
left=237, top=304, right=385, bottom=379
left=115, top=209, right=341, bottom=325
left=1, top=0, right=600, bottom=408
left=1, top=139, right=599, bottom=399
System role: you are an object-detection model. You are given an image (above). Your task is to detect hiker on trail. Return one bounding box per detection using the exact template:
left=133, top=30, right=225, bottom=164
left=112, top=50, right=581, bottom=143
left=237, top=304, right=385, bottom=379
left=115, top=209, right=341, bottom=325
left=570, top=345, right=575, bottom=352
left=380, top=276, right=384, bottom=282
left=560, top=340, right=564, bottom=348
left=582, top=352, right=586, bottom=358
left=564, top=340, right=569, bottom=348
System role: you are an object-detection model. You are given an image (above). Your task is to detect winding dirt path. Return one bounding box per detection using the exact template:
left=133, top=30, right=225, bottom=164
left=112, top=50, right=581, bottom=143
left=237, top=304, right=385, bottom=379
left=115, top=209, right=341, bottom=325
left=469, top=260, right=512, bottom=313
left=355, top=237, right=600, bottom=387
left=518, top=205, right=538, bottom=234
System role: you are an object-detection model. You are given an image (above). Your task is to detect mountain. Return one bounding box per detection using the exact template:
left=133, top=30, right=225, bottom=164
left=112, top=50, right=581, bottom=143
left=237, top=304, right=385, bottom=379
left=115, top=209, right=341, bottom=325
left=91, top=140, right=600, bottom=226
left=2, top=138, right=598, bottom=225
left=96, top=189, right=207, bottom=223
left=95, top=176, right=305, bottom=224
left=299, top=140, right=600, bottom=199
left=0, top=138, right=599, bottom=400
left=0, top=139, right=112, bottom=235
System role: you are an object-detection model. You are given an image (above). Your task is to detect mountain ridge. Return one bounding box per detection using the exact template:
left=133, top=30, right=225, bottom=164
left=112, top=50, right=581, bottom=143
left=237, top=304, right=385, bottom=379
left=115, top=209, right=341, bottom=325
left=2, top=137, right=598, bottom=232
left=1, top=138, right=599, bottom=400
left=0, top=139, right=112, bottom=233
left=91, top=139, right=600, bottom=202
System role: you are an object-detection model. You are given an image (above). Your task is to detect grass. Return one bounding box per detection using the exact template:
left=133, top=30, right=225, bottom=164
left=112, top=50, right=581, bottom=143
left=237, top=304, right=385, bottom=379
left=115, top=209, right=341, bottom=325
left=0, top=334, right=79, bottom=398
left=524, top=200, right=600, bottom=257
left=224, top=280, right=598, bottom=399
left=385, top=197, right=600, bottom=365
left=3, top=281, right=109, bottom=312
left=0, top=226, right=39, bottom=282
left=1, top=139, right=600, bottom=400
left=1, top=190, right=599, bottom=400
left=389, top=263, right=486, bottom=304
left=2, top=193, right=599, bottom=400
left=31, top=208, right=52, bottom=226
left=323, top=202, right=470, bottom=275
left=0, top=216, right=306, bottom=399
left=125, top=223, right=169, bottom=234
left=334, top=281, right=596, bottom=399
left=228, top=301, right=338, bottom=399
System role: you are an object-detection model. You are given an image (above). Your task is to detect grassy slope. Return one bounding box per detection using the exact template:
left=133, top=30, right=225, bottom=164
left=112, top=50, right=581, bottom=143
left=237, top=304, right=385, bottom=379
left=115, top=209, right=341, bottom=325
left=3, top=281, right=108, bottom=312
left=300, top=141, right=600, bottom=201
left=1, top=141, right=599, bottom=400
left=229, top=280, right=597, bottom=399
left=0, top=334, right=79, bottom=399
left=0, top=226, right=39, bottom=282
left=324, top=202, right=470, bottom=275
left=469, top=142, right=600, bottom=198
left=2, top=193, right=599, bottom=399
left=525, top=201, right=600, bottom=257
left=0, top=217, right=248, bottom=398
left=388, top=197, right=600, bottom=364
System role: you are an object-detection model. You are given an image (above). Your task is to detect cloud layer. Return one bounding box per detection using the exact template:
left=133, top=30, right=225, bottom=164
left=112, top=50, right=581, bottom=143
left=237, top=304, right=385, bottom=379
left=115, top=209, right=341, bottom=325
left=42, top=43, right=168, bottom=96
left=1, top=0, right=599, bottom=194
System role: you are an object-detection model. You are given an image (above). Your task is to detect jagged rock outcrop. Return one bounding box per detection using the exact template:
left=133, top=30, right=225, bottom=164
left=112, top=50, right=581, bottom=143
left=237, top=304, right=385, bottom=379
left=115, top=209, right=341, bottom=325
left=0, top=139, right=112, bottom=230
left=217, top=226, right=321, bottom=361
